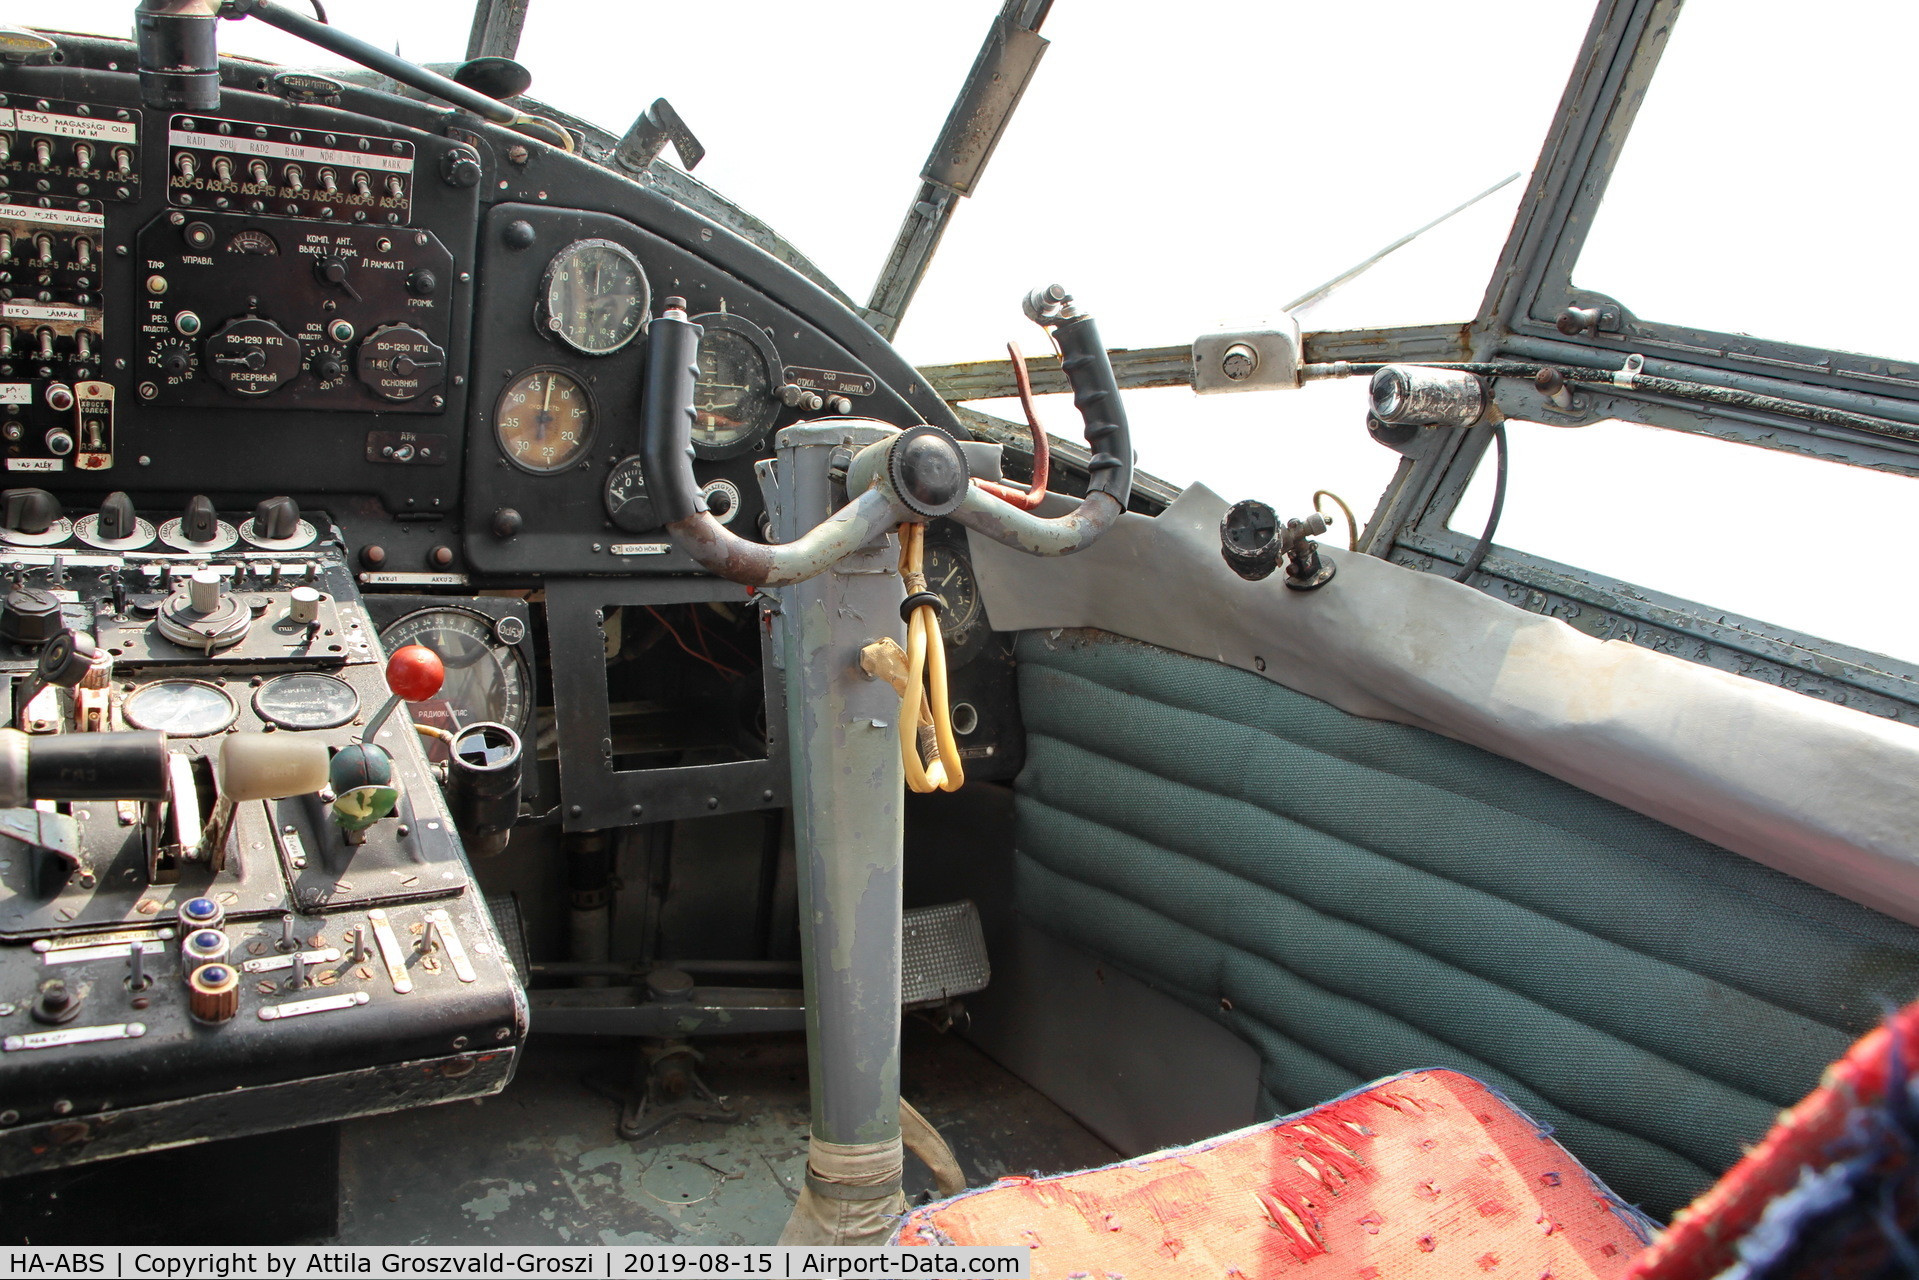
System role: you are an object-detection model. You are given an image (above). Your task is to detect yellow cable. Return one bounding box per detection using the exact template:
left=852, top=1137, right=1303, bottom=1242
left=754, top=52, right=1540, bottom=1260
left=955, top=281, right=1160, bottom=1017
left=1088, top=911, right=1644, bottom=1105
left=897, top=523, right=964, bottom=794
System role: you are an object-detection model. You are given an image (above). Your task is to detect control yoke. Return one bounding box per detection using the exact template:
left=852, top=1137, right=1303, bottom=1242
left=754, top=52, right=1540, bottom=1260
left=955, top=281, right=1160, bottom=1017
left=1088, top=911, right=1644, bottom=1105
left=639, top=287, right=1135, bottom=588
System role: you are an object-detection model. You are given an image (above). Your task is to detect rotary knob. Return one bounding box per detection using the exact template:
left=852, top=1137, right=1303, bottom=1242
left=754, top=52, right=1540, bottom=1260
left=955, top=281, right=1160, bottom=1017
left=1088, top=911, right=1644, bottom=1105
left=152, top=338, right=196, bottom=383
left=253, top=495, right=301, bottom=541
left=307, top=343, right=347, bottom=388
left=205, top=316, right=302, bottom=397
left=312, top=254, right=354, bottom=293
left=354, top=323, right=445, bottom=403
left=2, top=487, right=60, bottom=536
left=180, top=495, right=220, bottom=544
left=97, top=491, right=138, bottom=541
left=187, top=962, right=239, bottom=1024
left=187, top=567, right=224, bottom=614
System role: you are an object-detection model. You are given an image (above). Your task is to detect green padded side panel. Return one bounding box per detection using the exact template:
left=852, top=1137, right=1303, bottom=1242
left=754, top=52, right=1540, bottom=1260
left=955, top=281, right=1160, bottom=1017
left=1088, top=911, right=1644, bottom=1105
left=1011, top=629, right=1919, bottom=1221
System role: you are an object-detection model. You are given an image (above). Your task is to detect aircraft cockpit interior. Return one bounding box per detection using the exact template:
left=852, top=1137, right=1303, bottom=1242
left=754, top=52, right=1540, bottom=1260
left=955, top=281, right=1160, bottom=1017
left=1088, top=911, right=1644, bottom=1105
left=2, top=1, right=1919, bottom=1272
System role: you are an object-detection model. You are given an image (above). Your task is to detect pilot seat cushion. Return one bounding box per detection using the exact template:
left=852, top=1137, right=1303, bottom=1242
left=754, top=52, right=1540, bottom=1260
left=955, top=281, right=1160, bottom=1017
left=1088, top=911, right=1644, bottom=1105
left=895, top=1067, right=1655, bottom=1276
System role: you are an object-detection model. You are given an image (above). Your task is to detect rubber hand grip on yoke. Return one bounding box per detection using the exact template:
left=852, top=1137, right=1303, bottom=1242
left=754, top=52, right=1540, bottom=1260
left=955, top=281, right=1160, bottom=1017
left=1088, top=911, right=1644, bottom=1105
left=1050, top=313, right=1134, bottom=509
left=639, top=307, right=707, bottom=526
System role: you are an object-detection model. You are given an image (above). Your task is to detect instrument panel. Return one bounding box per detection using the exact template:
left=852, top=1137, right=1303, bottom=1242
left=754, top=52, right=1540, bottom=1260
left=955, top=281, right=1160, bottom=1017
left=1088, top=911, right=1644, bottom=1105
left=0, top=21, right=1025, bottom=1185
left=457, top=202, right=932, bottom=578
left=0, top=30, right=961, bottom=576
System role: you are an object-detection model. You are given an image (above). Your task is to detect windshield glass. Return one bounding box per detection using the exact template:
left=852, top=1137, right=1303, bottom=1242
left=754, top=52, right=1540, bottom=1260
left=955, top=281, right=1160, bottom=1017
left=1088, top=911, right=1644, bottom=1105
left=1450, top=418, right=1919, bottom=668
left=1573, top=0, right=1918, bottom=361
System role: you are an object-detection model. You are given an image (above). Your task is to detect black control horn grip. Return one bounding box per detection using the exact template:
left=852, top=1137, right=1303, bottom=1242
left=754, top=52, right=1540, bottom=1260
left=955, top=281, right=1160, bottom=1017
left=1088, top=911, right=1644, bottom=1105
left=27, top=731, right=168, bottom=802
left=639, top=307, right=708, bottom=526
left=1051, top=314, right=1133, bottom=508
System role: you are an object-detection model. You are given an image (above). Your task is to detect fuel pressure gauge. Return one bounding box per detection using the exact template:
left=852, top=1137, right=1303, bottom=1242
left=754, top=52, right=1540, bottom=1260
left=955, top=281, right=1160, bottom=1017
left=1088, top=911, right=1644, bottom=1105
left=689, top=313, right=781, bottom=460
left=495, top=367, right=595, bottom=473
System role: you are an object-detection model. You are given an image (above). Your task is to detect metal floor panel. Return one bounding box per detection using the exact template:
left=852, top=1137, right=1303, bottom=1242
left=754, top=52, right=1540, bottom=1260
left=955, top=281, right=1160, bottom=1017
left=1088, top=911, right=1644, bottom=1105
left=333, top=1024, right=1118, bottom=1245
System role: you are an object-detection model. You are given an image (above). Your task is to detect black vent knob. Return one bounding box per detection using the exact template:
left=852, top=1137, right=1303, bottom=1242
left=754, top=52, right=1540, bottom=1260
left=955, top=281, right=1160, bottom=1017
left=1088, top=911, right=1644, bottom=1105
left=252, top=495, right=301, bottom=540
left=1, top=488, right=60, bottom=536
left=180, top=495, right=219, bottom=543
left=97, top=491, right=137, bottom=541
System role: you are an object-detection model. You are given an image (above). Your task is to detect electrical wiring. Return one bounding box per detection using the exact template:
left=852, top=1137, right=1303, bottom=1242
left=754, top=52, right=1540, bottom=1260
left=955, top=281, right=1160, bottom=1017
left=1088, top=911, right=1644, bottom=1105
left=1312, top=489, right=1360, bottom=551
left=645, top=605, right=742, bottom=680
left=973, top=342, right=1053, bottom=510
left=1455, top=422, right=1508, bottom=583
left=896, top=523, right=964, bottom=794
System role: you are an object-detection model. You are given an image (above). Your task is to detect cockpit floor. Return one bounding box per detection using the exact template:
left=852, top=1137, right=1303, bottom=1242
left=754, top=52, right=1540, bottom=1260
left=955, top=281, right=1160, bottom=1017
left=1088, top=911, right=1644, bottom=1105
left=333, top=1022, right=1120, bottom=1245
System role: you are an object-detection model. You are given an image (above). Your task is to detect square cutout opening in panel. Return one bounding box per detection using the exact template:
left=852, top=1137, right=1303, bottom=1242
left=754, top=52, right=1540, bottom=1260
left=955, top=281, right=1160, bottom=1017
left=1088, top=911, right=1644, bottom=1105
left=602, top=600, right=770, bottom=772
left=545, top=578, right=787, bottom=831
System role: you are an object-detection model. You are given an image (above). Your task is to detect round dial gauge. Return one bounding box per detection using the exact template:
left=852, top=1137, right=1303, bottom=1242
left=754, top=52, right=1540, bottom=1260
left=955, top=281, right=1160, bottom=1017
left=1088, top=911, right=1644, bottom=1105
left=123, top=680, right=237, bottom=737
left=923, top=543, right=982, bottom=637
left=496, top=367, right=595, bottom=473
left=379, top=608, right=531, bottom=755
left=253, top=672, right=360, bottom=730
left=541, top=238, right=649, bottom=355
left=689, top=313, right=780, bottom=459
left=604, top=456, right=658, bottom=533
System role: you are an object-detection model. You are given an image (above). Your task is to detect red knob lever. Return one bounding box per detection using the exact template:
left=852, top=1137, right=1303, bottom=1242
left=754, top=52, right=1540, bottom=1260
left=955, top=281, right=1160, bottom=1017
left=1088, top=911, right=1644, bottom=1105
left=385, top=644, right=444, bottom=702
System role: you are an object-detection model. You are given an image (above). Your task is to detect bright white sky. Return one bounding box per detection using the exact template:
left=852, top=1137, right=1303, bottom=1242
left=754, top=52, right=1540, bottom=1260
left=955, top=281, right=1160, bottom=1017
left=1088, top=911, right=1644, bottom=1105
left=10, top=0, right=1918, bottom=667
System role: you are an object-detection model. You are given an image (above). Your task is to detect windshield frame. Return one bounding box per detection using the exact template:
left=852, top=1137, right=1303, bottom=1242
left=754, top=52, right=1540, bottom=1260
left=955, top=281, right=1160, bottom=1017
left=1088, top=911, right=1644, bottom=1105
left=1471, top=0, right=1919, bottom=464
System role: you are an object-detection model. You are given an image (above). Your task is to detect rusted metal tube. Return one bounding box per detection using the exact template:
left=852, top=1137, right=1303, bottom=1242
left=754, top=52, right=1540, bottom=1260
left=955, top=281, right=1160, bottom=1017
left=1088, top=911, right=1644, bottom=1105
left=948, top=484, right=1123, bottom=556
left=663, top=486, right=903, bottom=588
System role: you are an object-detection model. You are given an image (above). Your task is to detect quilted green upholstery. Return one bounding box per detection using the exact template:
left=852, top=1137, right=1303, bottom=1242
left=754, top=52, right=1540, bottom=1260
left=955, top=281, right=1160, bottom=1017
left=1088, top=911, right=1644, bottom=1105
left=1011, top=629, right=1919, bottom=1220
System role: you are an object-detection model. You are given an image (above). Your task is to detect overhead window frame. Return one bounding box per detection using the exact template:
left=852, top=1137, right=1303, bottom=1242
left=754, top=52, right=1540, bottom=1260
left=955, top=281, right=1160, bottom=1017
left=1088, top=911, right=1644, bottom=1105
left=1360, top=0, right=1919, bottom=720
left=1479, top=0, right=1919, bottom=469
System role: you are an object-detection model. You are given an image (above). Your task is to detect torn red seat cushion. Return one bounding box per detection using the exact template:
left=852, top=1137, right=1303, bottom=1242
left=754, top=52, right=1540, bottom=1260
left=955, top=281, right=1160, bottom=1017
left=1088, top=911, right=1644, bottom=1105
left=896, top=1068, right=1653, bottom=1277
